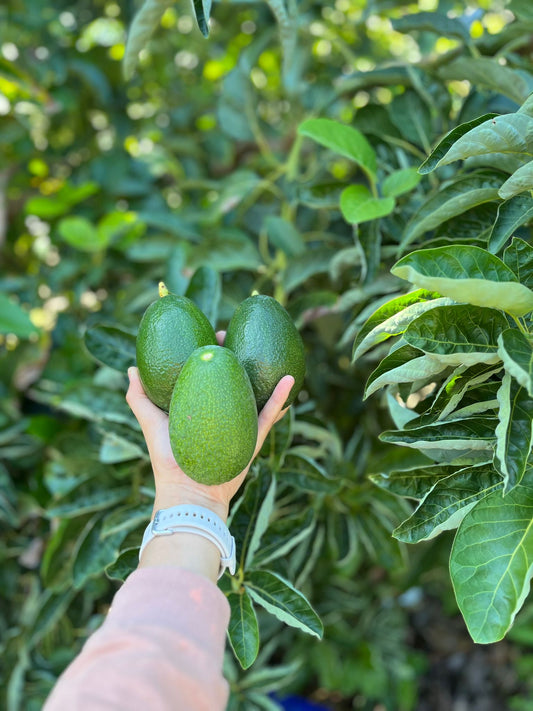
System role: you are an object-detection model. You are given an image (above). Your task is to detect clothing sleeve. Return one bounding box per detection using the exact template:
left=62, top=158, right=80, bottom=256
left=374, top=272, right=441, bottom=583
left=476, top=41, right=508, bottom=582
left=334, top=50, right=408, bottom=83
left=43, top=567, right=231, bottom=711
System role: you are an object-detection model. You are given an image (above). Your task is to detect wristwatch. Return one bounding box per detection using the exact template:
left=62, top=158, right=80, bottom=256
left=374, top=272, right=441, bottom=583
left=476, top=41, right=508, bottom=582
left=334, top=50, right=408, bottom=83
left=139, top=504, right=236, bottom=579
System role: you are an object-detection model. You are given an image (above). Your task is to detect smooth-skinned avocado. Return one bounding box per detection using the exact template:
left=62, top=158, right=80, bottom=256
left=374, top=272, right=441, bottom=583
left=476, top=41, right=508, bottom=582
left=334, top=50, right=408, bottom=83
left=136, top=284, right=217, bottom=411
left=224, top=294, right=306, bottom=411
left=168, top=345, right=258, bottom=485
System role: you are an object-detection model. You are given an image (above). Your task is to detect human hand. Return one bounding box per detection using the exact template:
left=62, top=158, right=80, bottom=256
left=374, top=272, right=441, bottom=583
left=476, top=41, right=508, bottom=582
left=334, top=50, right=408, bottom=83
left=126, top=331, right=295, bottom=523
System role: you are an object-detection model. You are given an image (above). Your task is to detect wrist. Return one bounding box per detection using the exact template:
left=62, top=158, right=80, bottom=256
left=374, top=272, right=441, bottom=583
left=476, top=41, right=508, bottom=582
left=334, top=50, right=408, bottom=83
left=152, top=484, right=229, bottom=523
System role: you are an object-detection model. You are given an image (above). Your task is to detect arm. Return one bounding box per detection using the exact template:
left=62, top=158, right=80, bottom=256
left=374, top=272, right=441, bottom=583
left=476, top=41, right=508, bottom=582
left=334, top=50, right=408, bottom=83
left=44, top=349, right=294, bottom=711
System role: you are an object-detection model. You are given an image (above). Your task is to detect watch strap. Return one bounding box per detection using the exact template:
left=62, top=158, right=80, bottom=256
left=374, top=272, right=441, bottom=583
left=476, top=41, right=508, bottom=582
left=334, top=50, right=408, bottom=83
left=139, top=504, right=236, bottom=579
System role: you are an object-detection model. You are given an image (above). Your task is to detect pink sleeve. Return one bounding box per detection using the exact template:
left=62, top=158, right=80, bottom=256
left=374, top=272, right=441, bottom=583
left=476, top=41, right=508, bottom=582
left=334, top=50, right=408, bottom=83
left=43, top=567, right=231, bottom=711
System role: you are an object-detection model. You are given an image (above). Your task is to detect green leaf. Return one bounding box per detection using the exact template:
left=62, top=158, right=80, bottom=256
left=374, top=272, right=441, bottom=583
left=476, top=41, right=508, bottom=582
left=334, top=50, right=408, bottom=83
left=495, top=373, right=533, bottom=492
left=352, top=290, right=451, bottom=361
left=391, top=11, right=470, bottom=40
left=364, top=344, right=450, bottom=399
left=245, top=569, right=323, bottom=638
left=279, top=453, right=341, bottom=493
left=392, top=245, right=533, bottom=316
left=101, top=502, right=152, bottom=538
left=123, top=0, right=172, bottom=79
left=380, top=417, right=498, bottom=450
left=264, top=216, right=305, bottom=257
left=185, top=266, right=221, bottom=328
left=488, top=196, right=533, bottom=254
left=192, top=0, right=212, bottom=36
left=298, top=118, right=377, bottom=182
left=401, top=172, right=503, bottom=249
left=450, top=484, right=533, bottom=643
left=46, top=486, right=131, bottom=519
left=229, top=469, right=275, bottom=569
left=438, top=58, right=533, bottom=105
left=340, top=185, right=395, bottom=224
left=381, top=168, right=421, bottom=198
left=0, top=294, right=38, bottom=338
left=498, top=329, right=533, bottom=396
left=434, top=113, right=533, bottom=169
left=509, top=0, right=533, bottom=20
left=393, top=464, right=503, bottom=543
left=370, top=465, right=457, bottom=500
left=252, top=509, right=315, bottom=568
left=499, top=160, right=533, bottom=200
left=282, top=247, right=336, bottom=294
left=403, top=305, right=509, bottom=364
left=84, top=324, right=136, bottom=372
left=245, top=474, right=277, bottom=569
left=72, top=516, right=127, bottom=588
left=427, top=363, right=502, bottom=422
left=227, top=591, right=259, bottom=669
left=105, top=548, right=139, bottom=581
left=389, top=90, right=431, bottom=148
left=57, top=216, right=109, bottom=252
left=503, top=237, right=533, bottom=290
left=419, top=114, right=498, bottom=174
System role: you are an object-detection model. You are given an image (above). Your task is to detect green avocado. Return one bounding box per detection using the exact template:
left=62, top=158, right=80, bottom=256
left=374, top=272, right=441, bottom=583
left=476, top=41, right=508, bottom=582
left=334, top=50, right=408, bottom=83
left=136, top=288, right=217, bottom=411
left=224, top=294, right=306, bottom=411
left=168, top=345, right=258, bottom=485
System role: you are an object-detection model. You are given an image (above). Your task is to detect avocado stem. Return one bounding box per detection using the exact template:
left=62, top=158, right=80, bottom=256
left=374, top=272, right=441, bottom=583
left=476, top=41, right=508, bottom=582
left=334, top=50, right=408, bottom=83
left=158, top=282, right=169, bottom=298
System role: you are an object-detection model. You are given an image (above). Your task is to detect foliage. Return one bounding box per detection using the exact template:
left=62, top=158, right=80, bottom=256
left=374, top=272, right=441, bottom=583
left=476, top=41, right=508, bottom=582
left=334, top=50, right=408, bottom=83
left=2, top=0, right=533, bottom=709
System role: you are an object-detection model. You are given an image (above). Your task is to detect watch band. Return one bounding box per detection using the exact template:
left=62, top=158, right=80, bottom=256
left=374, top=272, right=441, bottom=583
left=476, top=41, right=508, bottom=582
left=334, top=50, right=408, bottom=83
left=139, top=504, right=236, bottom=579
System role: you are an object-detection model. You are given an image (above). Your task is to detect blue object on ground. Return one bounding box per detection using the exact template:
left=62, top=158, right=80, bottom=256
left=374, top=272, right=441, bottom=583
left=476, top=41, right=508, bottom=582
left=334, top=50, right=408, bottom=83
left=271, top=694, right=331, bottom=710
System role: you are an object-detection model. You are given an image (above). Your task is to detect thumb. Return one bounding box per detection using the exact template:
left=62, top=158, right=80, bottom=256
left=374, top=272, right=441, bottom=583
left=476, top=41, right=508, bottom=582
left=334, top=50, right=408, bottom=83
left=126, top=367, right=168, bottom=433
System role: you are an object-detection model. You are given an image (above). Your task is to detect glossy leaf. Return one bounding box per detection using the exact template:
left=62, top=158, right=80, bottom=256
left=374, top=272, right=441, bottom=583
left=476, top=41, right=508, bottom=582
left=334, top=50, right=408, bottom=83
left=0, top=294, right=38, bottom=337
left=298, top=118, right=377, bottom=182
left=245, top=569, right=323, bottom=638
left=364, top=344, right=450, bottom=399
left=499, top=160, right=533, bottom=200
left=450, top=484, right=533, bottom=643
left=403, top=305, right=508, bottom=364
left=419, top=114, right=498, bottom=174
left=488, top=196, right=533, bottom=254
left=352, top=290, right=451, bottom=361
left=495, top=373, right=533, bottom=492
left=498, top=329, right=533, bottom=396
left=370, top=465, right=457, bottom=500
left=124, top=0, right=172, bottom=79
left=227, top=591, right=259, bottom=669
left=381, top=168, right=421, bottom=198
left=229, top=470, right=275, bottom=569
left=340, top=185, right=395, bottom=224
left=393, top=464, right=503, bottom=543
left=192, top=0, right=212, bottom=36
left=503, top=237, right=533, bottom=290
left=392, top=245, right=533, bottom=316
left=84, top=324, right=137, bottom=372
left=380, top=417, right=498, bottom=450
left=401, top=173, right=502, bottom=249
left=279, top=453, right=341, bottom=493
left=435, top=113, right=533, bottom=169
left=252, top=509, right=315, bottom=567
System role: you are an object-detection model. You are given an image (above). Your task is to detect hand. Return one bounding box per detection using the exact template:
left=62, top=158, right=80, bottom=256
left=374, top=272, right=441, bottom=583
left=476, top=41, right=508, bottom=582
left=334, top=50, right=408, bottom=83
left=126, top=331, right=295, bottom=523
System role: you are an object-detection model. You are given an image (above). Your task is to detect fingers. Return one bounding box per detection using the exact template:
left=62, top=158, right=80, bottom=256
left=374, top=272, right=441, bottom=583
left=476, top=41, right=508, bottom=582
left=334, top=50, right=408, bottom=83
left=255, top=375, right=295, bottom=454
left=126, top=367, right=168, bottom=436
left=216, top=330, right=226, bottom=346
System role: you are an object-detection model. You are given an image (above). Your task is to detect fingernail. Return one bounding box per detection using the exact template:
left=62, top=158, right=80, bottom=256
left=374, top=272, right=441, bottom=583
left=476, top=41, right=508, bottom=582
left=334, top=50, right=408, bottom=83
left=127, top=366, right=135, bottom=381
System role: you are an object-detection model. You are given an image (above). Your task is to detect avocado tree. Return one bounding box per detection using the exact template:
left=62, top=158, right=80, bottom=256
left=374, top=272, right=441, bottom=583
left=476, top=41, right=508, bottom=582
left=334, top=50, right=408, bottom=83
left=2, top=1, right=533, bottom=709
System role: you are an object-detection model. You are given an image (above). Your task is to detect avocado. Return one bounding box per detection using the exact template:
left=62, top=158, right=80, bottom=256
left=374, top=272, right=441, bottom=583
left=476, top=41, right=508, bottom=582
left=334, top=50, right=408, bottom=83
left=136, top=285, right=217, bottom=411
left=168, top=345, right=258, bottom=484
left=224, top=294, right=305, bottom=411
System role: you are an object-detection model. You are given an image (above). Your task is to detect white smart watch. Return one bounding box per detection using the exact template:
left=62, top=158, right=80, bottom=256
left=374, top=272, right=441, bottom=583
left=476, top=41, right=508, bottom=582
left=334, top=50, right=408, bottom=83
left=139, top=504, right=236, bottom=579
